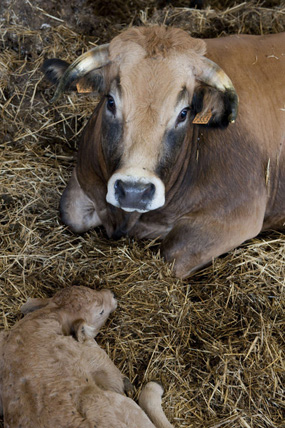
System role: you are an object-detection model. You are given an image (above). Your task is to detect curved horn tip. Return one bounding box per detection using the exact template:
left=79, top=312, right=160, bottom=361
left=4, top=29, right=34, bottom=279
left=50, top=91, right=61, bottom=103
left=50, top=95, right=58, bottom=103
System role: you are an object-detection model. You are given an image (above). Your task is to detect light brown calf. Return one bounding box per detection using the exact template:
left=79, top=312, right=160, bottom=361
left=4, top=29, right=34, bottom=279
left=0, top=286, right=173, bottom=428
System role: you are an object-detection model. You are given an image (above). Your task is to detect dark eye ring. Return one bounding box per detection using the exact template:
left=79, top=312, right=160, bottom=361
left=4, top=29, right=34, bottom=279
left=106, top=95, right=116, bottom=114
left=177, top=107, right=189, bottom=124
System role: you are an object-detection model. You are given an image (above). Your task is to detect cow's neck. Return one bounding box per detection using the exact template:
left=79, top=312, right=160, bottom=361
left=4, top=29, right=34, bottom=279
left=163, top=125, right=200, bottom=207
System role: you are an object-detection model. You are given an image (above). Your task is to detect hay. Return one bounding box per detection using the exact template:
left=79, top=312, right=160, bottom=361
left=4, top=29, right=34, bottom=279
left=148, top=2, right=285, bottom=36
left=0, top=1, right=284, bottom=427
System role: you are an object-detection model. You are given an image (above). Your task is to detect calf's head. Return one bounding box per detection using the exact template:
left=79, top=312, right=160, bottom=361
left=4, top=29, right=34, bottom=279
left=43, top=26, right=238, bottom=214
left=21, top=286, right=117, bottom=339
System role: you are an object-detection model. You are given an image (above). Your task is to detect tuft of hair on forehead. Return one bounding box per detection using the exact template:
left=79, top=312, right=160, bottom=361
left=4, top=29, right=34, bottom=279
left=110, top=26, right=206, bottom=60
left=52, top=286, right=102, bottom=311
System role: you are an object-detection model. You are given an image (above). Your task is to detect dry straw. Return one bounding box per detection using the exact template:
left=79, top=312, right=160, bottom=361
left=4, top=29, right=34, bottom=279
left=1, top=1, right=284, bottom=427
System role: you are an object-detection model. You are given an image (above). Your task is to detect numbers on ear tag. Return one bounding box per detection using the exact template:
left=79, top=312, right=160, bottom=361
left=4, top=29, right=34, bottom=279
left=192, top=110, right=212, bottom=125
left=76, top=82, right=93, bottom=93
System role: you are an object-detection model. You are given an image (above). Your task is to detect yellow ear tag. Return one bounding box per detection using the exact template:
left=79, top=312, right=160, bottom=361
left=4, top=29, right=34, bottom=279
left=192, top=110, right=212, bottom=125
left=76, top=82, right=93, bottom=93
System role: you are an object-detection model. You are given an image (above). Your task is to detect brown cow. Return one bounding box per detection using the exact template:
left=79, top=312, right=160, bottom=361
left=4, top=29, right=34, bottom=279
left=43, top=26, right=285, bottom=278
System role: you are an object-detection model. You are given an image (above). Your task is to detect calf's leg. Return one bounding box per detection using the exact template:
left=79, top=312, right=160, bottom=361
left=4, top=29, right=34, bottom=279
left=0, top=331, right=4, bottom=416
left=85, top=344, right=130, bottom=395
left=139, top=382, right=173, bottom=428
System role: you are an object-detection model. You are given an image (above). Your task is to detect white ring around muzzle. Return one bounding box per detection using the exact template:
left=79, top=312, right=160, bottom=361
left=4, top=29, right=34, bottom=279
left=106, top=168, right=165, bottom=213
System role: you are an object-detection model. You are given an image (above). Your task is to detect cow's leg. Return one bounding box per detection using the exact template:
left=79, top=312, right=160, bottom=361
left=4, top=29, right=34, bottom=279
left=60, top=169, right=102, bottom=233
left=161, top=211, right=264, bottom=278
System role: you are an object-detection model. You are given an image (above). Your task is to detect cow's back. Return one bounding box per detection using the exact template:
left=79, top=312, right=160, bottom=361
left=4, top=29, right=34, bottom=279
left=206, top=33, right=285, bottom=229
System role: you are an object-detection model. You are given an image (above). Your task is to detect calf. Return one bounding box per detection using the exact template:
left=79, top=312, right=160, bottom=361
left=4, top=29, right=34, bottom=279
left=0, top=286, right=173, bottom=428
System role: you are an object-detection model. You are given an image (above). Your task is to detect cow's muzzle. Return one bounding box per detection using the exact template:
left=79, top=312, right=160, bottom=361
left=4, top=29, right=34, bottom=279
left=115, top=179, right=155, bottom=211
left=106, top=169, right=165, bottom=213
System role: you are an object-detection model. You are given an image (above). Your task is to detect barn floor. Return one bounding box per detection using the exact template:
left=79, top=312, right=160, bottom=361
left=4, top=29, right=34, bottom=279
left=1, top=1, right=285, bottom=427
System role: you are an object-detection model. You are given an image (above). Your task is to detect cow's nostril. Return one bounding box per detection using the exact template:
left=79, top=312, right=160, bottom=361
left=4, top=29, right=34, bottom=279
left=143, top=183, right=155, bottom=200
left=114, top=180, right=125, bottom=199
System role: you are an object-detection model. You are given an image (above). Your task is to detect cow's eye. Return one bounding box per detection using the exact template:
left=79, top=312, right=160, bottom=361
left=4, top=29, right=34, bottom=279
left=99, top=309, right=104, bottom=315
left=106, top=95, right=116, bottom=114
left=176, top=107, right=189, bottom=125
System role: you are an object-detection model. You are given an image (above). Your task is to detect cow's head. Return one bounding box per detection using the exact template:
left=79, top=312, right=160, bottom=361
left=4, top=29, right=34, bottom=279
left=43, top=26, right=238, bottom=214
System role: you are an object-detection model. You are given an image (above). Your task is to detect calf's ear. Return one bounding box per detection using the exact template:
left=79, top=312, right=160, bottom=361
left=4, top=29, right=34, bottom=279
left=69, top=319, right=96, bottom=342
left=21, top=297, right=50, bottom=314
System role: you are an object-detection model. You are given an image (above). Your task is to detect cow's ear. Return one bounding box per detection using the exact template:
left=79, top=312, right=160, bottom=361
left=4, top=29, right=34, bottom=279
left=42, top=59, right=70, bottom=85
left=42, top=59, right=104, bottom=94
left=191, top=85, right=238, bottom=128
left=75, top=71, right=105, bottom=94
left=21, top=297, right=51, bottom=314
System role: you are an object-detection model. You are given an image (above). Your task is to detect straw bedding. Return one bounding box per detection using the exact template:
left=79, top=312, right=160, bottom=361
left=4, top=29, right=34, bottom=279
left=0, top=1, right=284, bottom=427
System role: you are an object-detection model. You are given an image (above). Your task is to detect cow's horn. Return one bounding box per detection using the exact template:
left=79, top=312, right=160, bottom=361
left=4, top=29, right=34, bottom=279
left=198, top=57, right=239, bottom=123
left=51, top=43, right=110, bottom=102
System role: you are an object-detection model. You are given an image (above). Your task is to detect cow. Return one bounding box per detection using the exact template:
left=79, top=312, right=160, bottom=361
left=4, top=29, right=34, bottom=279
left=0, top=286, right=174, bottom=428
left=43, top=26, right=285, bottom=278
